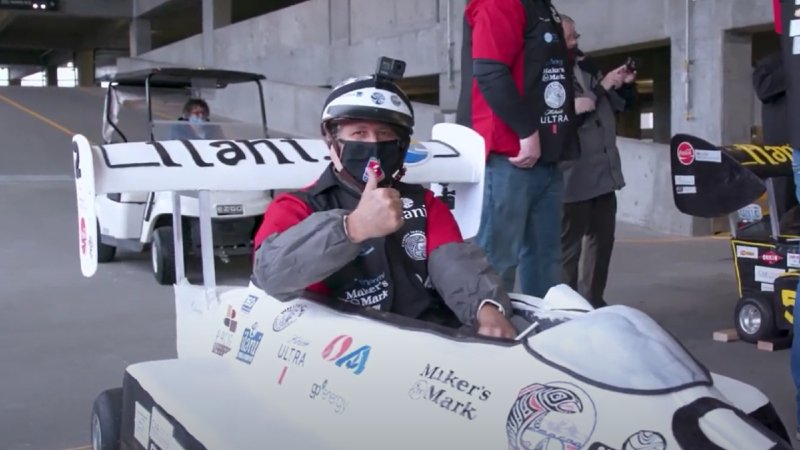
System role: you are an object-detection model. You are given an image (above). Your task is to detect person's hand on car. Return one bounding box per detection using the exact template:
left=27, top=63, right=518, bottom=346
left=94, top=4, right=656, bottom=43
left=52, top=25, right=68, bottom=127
left=477, top=302, right=517, bottom=339
left=509, top=131, right=541, bottom=169
left=345, top=168, right=404, bottom=243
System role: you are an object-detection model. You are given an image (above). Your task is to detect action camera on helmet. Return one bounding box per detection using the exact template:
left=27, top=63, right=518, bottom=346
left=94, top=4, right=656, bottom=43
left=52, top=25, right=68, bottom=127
left=375, top=57, right=406, bottom=82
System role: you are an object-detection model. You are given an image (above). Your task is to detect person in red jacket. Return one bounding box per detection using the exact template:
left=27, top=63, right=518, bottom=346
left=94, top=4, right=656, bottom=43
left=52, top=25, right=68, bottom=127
left=252, top=62, right=516, bottom=339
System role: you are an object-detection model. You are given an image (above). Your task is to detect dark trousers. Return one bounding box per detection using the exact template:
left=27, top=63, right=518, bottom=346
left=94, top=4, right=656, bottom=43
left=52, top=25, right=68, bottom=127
left=561, top=192, right=617, bottom=308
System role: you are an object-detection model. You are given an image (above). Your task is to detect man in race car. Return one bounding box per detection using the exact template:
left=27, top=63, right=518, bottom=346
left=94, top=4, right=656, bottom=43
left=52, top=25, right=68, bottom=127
left=251, top=67, right=517, bottom=339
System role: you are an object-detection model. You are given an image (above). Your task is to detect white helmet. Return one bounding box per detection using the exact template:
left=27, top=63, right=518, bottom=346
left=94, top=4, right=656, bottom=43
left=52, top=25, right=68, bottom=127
left=320, top=73, right=414, bottom=137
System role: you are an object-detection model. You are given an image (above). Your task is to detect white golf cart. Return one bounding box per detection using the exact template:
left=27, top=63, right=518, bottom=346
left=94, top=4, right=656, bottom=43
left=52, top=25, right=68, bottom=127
left=96, top=67, right=273, bottom=284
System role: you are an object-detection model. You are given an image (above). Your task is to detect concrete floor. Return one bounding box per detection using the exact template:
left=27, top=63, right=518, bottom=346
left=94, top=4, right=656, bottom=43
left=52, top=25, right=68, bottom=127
left=0, top=86, right=795, bottom=449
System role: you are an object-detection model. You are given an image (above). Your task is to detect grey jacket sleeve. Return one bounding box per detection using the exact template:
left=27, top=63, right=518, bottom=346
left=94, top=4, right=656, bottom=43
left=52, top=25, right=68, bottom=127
left=252, top=209, right=361, bottom=301
left=428, top=241, right=513, bottom=328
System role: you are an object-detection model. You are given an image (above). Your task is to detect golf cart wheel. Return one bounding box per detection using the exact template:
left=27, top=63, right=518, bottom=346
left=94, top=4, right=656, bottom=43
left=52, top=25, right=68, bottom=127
left=91, top=388, right=122, bottom=450
left=152, top=226, right=176, bottom=285
left=735, top=296, right=777, bottom=343
left=96, top=221, right=116, bottom=263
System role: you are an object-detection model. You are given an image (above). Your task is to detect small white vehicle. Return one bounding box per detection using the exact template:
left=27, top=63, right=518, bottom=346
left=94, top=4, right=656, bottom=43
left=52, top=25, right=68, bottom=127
left=73, top=124, right=792, bottom=450
left=97, top=67, right=273, bottom=284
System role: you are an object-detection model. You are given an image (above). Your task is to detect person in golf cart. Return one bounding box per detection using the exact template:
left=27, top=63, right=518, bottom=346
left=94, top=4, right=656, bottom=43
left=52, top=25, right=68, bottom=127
left=167, top=98, right=225, bottom=140
left=252, top=69, right=517, bottom=339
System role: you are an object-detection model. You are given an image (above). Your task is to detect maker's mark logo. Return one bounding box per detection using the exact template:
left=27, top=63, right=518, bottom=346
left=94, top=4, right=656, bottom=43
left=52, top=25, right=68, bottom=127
left=407, top=364, right=492, bottom=420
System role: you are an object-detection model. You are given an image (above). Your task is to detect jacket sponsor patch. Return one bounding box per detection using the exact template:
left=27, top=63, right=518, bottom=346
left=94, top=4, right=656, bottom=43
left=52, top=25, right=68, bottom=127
left=402, top=230, right=427, bottom=260
left=736, top=245, right=758, bottom=259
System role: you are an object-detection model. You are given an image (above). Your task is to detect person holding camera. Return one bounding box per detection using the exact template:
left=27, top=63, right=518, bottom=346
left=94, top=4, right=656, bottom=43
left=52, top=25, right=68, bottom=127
left=252, top=61, right=517, bottom=339
left=559, top=14, right=635, bottom=308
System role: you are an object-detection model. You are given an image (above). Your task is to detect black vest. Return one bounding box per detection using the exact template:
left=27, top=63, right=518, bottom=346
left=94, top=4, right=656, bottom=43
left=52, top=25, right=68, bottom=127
left=294, top=167, right=455, bottom=323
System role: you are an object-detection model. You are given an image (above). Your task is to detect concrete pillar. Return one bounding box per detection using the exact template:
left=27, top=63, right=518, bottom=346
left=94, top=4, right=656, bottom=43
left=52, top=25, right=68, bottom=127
left=75, top=50, right=95, bottom=87
left=329, top=0, right=350, bottom=45
left=721, top=31, right=754, bottom=145
left=45, top=65, right=58, bottom=86
left=652, top=48, right=671, bottom=144
left=129, top=17, right=152, bottom=57
left=202, top=0, right=232, bottom=67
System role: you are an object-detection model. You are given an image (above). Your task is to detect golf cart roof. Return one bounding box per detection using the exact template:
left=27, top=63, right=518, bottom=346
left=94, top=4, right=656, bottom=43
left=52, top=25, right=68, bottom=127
left=110, top=67, right=266, bottom=89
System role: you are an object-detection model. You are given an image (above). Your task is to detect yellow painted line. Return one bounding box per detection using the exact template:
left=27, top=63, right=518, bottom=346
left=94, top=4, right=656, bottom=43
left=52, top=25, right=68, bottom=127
left=0, top=92, right=75, bottom=137
left=78, top=86, right=105, bottom=98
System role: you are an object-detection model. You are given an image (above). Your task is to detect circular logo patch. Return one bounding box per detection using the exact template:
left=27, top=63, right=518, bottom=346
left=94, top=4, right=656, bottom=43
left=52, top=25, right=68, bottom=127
left=544, top=32, right=554, bottom=43
left=623, top=430, right=666, bottom=450
left=391, top=94, right=402, bottom=106
left=544, top=81, right=566, bottom=109
left=371, top=91, right=385, bottom=105
left=272, top=304, right=307, bottom=332
left=402, top=231, right=427, bottom=261
left=677, top=141, right=694, bottom=166
left=401, top=197, right=414, bottom=209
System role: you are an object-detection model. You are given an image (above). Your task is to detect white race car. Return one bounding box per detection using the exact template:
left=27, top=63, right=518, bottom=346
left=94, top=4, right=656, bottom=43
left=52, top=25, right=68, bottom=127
left=73, top=124, right=792, bottom=450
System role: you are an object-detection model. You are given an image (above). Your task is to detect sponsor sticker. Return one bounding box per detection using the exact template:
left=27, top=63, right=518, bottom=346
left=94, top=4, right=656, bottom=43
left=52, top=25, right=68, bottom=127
left=675, top=186, right=697, bottom=195
left=409, top=364, right=492, bottom=420
left=736, top=245, right=759, bottom=259
left=760, top=250, right=783, bottom=265
left=134, top=402, right=151, bottom=448
left=754, top=265, right=786, bottom=284
left=788, top=253, right=800, bottom=268
left=674, top=175, right=695, bottom=186
left=322, top=334, right=370, bottom=375
left=737, top=204, right=762, bottom=222
left=149, top=407, right=175, bottom=450
left=506, top=382, right=597, bottom=450
left=272, top=305, right=306, bottom=332
left=309, top=379, right=347, bottom=414
left=236, top=323, right=264, bottom=365
left=401, top=197, right=414, bottom=209
left=695, top=149, right=722, bottom=163
left=241, top=295, right=258, bottom=313
left=677, top=141, right=694, bottom=165
left=762, top=283, right=775, bottom=292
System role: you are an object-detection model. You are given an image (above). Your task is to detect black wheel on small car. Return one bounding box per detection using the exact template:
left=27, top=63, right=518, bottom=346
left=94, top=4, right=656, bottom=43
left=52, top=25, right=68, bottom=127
left=91, top=388, right=122, bottom=450
left=96, top=221, right=116, bottom=263
left=152, top=226, right=176, bottom=285
left=735, top=296, right=777, bottom=343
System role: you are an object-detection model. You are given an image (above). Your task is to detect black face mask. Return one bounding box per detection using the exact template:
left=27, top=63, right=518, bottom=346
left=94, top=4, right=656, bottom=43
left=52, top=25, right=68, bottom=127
left=338, top=140, right=407, bottom=187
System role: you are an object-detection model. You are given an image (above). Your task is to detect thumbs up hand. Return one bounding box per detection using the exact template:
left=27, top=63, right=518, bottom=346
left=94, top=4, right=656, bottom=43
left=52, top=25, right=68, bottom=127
left=344, top=167, right=404, bottom=243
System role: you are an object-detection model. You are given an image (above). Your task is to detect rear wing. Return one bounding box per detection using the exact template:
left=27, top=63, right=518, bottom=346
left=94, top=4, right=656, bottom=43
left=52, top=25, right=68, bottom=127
left=669, top=133, right=793, bottom=238
left=72, top=123, right=486, bottom=278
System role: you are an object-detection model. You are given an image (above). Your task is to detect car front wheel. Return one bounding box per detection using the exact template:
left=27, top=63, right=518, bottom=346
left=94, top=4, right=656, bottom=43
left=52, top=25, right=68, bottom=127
left=91, top=388, right=122, bottom=450
left=151, top=226, right=176, bottom=285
